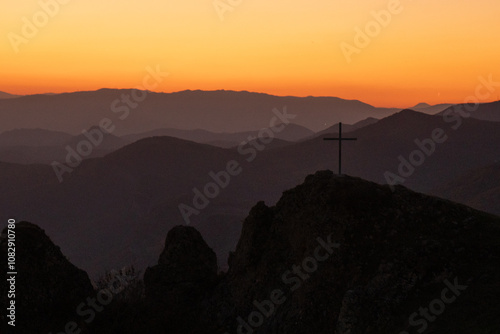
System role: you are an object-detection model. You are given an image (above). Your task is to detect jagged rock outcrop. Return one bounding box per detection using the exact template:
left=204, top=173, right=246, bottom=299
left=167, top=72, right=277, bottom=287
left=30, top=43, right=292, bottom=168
left=0, top=222, right=94, bottom=334
left=143, top=225, right=219, bottom=332
left=218, top=170, right=500, bottom=334
left=3, top=171, right=500, bottom=334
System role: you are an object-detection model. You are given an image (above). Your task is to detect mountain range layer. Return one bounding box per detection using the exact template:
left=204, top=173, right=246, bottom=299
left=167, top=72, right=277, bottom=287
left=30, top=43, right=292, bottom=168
left=1, top=106, right=499, bottom=275
left=0, top=89, right=399, bottom=134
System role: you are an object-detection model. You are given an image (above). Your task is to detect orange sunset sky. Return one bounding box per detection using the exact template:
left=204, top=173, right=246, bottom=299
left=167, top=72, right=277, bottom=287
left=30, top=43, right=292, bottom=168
left=1, top=0, right=499, bottom=107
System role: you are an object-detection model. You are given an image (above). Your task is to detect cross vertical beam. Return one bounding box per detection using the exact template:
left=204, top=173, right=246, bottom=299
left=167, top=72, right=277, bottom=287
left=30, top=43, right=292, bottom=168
left=323, top=122, right=357, bottom=175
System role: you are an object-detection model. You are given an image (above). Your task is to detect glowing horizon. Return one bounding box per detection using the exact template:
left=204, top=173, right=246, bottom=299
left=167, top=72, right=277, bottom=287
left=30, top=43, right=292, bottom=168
left=1, top=0, right=499, bottom=108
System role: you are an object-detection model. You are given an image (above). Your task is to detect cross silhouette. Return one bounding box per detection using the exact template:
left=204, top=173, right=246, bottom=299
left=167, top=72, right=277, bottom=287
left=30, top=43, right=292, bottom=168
left=323, top=122, right=357, bottom=175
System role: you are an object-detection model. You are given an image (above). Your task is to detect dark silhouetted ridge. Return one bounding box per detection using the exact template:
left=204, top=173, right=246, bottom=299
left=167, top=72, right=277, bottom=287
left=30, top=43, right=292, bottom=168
left=220, top=171, right=500, bottom=334
left=0, top=222, right=94, bottom=334
left=4, top=173, right=500, bottom=333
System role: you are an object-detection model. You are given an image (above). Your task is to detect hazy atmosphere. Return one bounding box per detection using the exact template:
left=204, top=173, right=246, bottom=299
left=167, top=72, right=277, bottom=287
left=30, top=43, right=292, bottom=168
left=1, top=1, right=499, bottom=333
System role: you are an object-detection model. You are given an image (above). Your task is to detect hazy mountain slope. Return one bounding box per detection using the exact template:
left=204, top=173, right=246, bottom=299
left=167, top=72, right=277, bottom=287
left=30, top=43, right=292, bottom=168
left=207, top=138, right=292, bottom=149
left=315, top=117, right=379, bottom=137
left=0, top=128, right=123, bottom=164
left=0, top=137, right=253, bottom=275
left=0, top=128, right=72, bottom=147
left=0, top=127, right=126, bottom=164
left=0, top=89, right=397, bottom=134
left=0, top=162, right=55, bottom=194
left=0, top=91, right=21, bottom=99
left=2, top=110, right=500, bottom=275
left=439, top=100, right=500, bottom=122
left=432, top=163, right=500, bottom=215
left=65, top=126, right=127, bottom=150
left=0, top=146, right=114, bottom=164
left=252, top=109, right=500, bottom=198
left=122, top=128, right=219, bottom=145
left=411, top=102, right=454, bottom=114
left=122, top=123, right=313, bottom=147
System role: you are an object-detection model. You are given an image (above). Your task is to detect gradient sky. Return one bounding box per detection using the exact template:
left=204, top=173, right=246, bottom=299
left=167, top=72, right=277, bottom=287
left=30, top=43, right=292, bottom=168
left=1, top=0, right=499, bottom=107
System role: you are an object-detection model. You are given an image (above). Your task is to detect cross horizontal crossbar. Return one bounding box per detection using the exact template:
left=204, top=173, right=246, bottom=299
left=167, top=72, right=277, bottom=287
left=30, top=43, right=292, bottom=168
left=323, top=122, right=358, bottom=175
